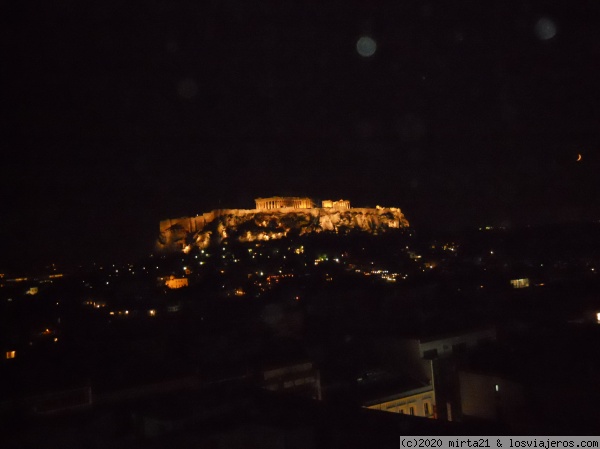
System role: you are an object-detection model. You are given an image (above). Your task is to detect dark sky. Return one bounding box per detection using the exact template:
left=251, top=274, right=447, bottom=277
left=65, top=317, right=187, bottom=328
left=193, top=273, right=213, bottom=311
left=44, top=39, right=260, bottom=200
left=3, top=0, right=600, bottom=271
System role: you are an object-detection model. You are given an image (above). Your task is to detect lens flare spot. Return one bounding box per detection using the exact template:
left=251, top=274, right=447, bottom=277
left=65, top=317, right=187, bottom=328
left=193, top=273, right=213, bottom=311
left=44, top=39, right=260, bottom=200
left=356, top=36, right=377, bottom=57
left=535, top=17, right=557, bottom=41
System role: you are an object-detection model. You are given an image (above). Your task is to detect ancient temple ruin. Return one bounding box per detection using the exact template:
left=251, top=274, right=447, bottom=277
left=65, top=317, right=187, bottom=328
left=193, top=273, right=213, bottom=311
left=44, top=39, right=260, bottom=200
left=255, top=197, right=315, bottom=209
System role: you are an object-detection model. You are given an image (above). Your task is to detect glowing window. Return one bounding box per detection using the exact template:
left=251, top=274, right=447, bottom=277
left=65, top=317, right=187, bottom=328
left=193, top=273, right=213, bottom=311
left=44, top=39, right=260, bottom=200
left=6, top=351, right=16, bottom=359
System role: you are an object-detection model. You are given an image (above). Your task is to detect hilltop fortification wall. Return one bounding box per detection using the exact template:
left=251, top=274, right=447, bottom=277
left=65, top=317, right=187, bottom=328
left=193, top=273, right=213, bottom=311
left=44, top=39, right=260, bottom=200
left=157, top=205, right=409, bottom=252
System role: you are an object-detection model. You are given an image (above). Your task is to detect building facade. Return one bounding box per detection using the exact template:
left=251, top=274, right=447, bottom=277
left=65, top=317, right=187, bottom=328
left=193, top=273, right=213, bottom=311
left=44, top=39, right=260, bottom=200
left=364, top=384, right=436, bottom=418
left=322, top=199, right=351, bottom=209
left=164, top=276, right=188, bottom=289
left=255, top=197, right=314, bottom=210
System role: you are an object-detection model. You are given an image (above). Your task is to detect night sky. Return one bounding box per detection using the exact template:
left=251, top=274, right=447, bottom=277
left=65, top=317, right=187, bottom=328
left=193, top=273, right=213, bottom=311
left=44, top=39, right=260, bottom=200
left=3, top=0, right=600, bottom=271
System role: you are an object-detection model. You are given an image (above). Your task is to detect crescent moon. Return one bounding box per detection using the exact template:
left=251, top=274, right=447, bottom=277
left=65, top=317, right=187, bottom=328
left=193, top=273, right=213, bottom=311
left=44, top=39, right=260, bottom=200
left=577, top=153, right=582, bottom=162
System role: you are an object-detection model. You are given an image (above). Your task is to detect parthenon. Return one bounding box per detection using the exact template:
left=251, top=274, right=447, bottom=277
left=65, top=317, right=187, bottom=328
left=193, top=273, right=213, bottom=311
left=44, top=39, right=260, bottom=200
left=255, top=197, right=315, bottom=210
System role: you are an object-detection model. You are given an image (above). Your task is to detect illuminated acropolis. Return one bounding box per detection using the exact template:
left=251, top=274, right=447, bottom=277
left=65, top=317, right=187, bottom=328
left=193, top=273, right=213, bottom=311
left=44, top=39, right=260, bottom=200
left=158, top=196, right=409, bottom=252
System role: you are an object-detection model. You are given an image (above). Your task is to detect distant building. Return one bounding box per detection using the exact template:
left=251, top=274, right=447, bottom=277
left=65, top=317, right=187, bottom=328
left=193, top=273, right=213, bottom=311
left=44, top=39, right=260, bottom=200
left=255, top=197, right=314, bottom=210
left=165, top=276, right=188, bottom=289
left=322, top=199, right=351, bottom=209
left=510, top=278, right=530, bottom=289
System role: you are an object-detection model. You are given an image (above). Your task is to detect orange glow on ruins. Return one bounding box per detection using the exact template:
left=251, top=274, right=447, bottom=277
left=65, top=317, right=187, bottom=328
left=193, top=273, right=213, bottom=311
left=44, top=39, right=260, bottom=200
left=157, top=196, right=409, bottom=253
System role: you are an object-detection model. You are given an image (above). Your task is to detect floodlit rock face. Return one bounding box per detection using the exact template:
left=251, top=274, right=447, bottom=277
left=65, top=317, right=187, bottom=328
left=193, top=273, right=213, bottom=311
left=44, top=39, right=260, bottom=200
left=157, top=206, right=409, bottom=252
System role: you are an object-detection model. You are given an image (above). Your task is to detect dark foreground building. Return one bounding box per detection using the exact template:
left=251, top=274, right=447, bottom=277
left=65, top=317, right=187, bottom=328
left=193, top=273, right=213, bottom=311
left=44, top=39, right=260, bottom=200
left=1, top=378, right=499, bottom=449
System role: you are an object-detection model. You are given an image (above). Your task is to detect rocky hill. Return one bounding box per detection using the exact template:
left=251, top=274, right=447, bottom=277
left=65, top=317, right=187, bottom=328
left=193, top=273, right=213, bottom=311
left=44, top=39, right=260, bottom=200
left=157, top=207, right=409, bottom=252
